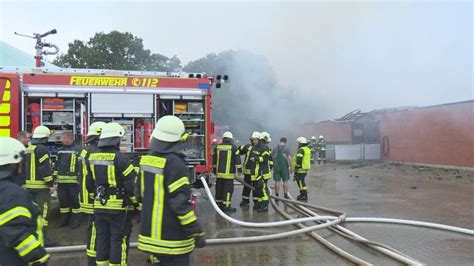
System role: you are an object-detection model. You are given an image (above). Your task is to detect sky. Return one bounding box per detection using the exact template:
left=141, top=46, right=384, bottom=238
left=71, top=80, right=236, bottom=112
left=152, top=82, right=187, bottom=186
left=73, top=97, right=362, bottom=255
left=0, top=0, right=472, bottom=120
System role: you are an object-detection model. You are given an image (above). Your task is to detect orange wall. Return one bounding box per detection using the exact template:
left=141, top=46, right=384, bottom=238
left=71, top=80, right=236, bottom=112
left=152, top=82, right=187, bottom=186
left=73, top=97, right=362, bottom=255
left=377, top=101, right=474, bottom=167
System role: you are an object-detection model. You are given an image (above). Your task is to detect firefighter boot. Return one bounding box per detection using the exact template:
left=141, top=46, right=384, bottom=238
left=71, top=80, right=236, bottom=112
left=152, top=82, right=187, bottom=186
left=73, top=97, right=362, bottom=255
left=257, top=201, right=269, bottom=212
left=222, top=206, right=237, bottom=213
left=239, top=199, right=249, bottom=207
left=253, top=202, right=261, bottom=212
left=296, top=192, right=305, bottom=201
left=70, top=213, right=81, bottom=229
left=57, top=213, right=70, bottom=228
left=43, top=228, right=57, bottom=247
left=300, top=191, right=308, bottom=201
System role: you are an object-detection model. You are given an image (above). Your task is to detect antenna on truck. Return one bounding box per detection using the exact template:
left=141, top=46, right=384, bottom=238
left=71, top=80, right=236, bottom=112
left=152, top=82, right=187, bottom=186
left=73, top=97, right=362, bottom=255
left=14, top=29, right=59, bottom=67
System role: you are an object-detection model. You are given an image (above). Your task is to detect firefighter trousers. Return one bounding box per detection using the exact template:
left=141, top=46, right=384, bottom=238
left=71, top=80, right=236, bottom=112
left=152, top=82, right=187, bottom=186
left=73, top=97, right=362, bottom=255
left=86, top=214, right=98, bottom=266
left=216, top=178, right=234, bottom=207
left=241, top=174, right=257, bottom=204
left=58, top=184, right=81, bottom=217
left=261, top=179, right=270, bottom=207
left=95, top=212, right=132, bottom=266
left=150, top=253, right=190, bottom=266
left=318, top=150, right=326, bottom=164
left=26, top=189, right=51, bottom=227
left=295, top=173, right=308, bottom=192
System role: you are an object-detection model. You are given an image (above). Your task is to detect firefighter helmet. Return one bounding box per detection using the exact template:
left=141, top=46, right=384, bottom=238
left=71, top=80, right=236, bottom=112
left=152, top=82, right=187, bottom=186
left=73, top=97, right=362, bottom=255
left=311, top=136, right=316, bottom=140
left=87, top=121, right=107, bottom=137
left=297, top=137, right=308, bottom=144
left=319, top=135, right=324, bottom=139
left=261, top=132, right=271, bottom=142
left=151, top=115, right=185, bottom=142
left=0, top=137, right=25, bottom=166
left=100, top=122, right=126, bottom=139
left=223, top=131, right=233, bottom=139
left=250, top=131, right=261, bottom=139
left=32, top=125, right=51, bottom=139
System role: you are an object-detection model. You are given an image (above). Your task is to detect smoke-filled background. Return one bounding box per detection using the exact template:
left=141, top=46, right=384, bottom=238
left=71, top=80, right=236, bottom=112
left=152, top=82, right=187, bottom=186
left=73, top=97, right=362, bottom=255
left=1, top=1, right=473, bottom=142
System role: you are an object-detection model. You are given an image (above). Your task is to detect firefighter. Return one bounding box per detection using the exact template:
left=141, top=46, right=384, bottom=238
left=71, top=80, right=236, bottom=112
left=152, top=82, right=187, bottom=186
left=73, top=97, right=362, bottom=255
left=55, top=131, right=82, bottom=229
left=317, top=135, right=327, bottom=164
left=272, top=137, right=292, bottom=199
left=16, top=131, right=30, bottom=186
left=309, top=136, right=318, bottom=165
left=239, top=131, right=261, bottom=208
left=212, top=131, right=242, bottom=212
left=24, top=125, right=56, bottom=247
left=258, top=132, right=273, bottom=212
left=136, top=115, right=205, bottom=266
left=80, top=121, right=106, bottom=266
left=17, top=131, right=30, bottom=147
left=0, top=137, right=50, bottom=266
left=294, top=137, right=311, bottom=201
left=86, top=122, right=138, bottom=266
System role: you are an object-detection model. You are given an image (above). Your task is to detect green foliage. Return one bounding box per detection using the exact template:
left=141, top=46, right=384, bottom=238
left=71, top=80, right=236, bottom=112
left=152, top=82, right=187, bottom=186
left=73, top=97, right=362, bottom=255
left=53, top=31, right=181, bottom=71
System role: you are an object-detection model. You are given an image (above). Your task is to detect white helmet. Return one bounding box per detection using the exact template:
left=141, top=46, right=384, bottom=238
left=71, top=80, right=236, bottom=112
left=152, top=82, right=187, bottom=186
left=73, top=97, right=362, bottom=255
left=32, top=125, right=51, bottom=139
left=0, top=137, right=26, bottom=179
left=223, top=131, right=233, bottom=139
left=311, top=136, right=316, bottom=140
left=319, top=135, right=324, bottom=139
left=151, top=116, right=185, bottom=142
left=297, top=137, right=308, bottom=144
left=0, top=137, right=25, bottom=166
left=260, top=131, right=271, bottom=142
left=250, top=131, right=261, bottom=139
left=87, top=121, right=107, bottom=137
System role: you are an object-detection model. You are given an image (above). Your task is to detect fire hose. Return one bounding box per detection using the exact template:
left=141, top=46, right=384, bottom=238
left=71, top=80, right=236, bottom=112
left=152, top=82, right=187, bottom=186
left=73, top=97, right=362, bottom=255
left=46, top=176, right=474, bottom=257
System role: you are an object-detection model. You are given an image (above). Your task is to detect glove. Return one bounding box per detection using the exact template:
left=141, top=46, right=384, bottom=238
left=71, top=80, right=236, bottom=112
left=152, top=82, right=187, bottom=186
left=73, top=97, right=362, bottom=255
left=195, top=235, right=206, bottom=248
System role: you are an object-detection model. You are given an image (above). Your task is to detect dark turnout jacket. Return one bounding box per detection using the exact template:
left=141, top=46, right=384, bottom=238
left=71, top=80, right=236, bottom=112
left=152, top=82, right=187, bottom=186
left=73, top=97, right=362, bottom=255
left=136, top=140, right=204, bottom=256
left=0, top=178, right=50, bottom=265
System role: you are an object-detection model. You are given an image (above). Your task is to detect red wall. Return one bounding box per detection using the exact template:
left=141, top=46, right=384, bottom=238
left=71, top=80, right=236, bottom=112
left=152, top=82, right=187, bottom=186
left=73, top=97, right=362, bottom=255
left=300, top=121, right=352, bottom=143
left=377, top=101, right=474, bottom=167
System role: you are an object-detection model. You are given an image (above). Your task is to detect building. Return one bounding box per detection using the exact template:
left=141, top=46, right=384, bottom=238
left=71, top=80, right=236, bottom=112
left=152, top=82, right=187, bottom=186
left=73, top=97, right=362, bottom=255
left=301, top=100, right=474, bottom=168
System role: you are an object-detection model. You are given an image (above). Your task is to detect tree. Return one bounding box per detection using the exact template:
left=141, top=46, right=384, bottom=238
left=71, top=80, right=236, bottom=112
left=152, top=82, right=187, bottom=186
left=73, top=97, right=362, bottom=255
left=165, top=55, right=182, bottom=72
left=53, top=31, right=173, bottom=71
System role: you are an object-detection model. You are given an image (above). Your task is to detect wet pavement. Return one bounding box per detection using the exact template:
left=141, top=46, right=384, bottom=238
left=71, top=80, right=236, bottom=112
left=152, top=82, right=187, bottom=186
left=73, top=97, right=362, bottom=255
left=48, top=162, right=474, bottom=265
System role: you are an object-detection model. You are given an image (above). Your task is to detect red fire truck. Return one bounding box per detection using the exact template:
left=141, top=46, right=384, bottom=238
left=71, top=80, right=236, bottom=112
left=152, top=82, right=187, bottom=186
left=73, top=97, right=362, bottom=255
left=0, top=67, right=224, bottom=184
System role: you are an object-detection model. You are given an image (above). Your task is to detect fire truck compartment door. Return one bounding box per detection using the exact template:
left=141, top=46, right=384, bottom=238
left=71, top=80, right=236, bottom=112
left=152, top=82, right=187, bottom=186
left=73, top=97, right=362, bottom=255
left=91, top=93, right=153, bottom=115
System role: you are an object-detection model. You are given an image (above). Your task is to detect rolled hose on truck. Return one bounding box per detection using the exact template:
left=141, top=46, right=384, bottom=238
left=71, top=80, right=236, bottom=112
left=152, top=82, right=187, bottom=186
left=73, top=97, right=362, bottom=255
left=45, top=176, right=474, bottom=254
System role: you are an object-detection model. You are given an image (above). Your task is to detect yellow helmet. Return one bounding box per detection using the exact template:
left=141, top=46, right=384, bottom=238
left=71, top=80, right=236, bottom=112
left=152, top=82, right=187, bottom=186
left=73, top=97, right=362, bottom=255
left=0, top=137, right=25, bottom=166
left=87, top=121, right=107, bottom=137
left=99, top=122, right=126, bottom=139
left=151, top=116, right=185, bottom=142
left=32, top=125, right=51, bottom=139
left=223, top=131, right=233, bottom=139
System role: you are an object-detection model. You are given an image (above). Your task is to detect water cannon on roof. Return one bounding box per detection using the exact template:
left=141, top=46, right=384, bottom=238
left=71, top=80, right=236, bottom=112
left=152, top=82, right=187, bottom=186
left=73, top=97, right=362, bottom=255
left=14, top=29, right=59, bottom=67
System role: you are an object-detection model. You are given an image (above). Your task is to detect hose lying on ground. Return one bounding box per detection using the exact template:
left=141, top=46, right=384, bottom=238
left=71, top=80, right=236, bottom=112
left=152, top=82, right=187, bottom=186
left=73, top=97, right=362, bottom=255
left=201, top=176, right=345, bottom=227
left=45, top=177, right=345, bottom=254
left=269, top=189, right=371, bottom=265
left=46, top=176, right=474, bottom=254
left=285, top=194, right=423, bottom=265
left=344, top=218, right=474, bottom=236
